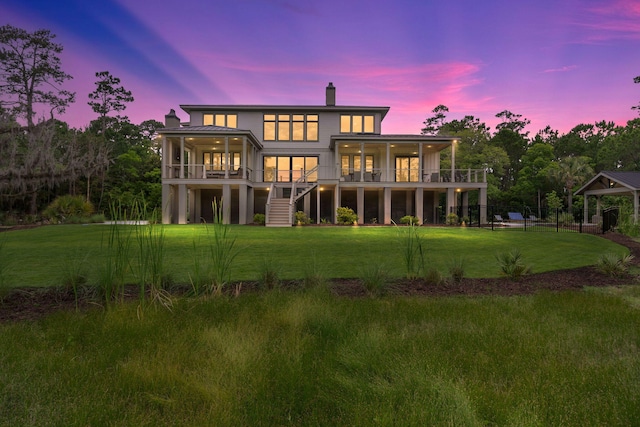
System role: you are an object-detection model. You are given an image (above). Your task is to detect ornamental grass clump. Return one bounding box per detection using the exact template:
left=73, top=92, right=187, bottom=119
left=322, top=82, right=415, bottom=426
left=396, top=222, right=425, bottom=279
left=257, top=257, right=282, bottom=290
left=448, top=256, right=466, bottom=284
left=596, top=252, right=634, bottom=277
left=359, top=261, right=390, bottom=297
left=496, top=248, right=532, bottom=281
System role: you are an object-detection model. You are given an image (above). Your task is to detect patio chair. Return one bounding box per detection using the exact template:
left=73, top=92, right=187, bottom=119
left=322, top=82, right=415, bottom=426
left=494, top=214, right=505, bottom=223
left=508, top=212, right=525, bottom=221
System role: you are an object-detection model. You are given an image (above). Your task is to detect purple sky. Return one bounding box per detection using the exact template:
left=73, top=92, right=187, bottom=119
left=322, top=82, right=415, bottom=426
left=3, top=0, right=640, bottom=135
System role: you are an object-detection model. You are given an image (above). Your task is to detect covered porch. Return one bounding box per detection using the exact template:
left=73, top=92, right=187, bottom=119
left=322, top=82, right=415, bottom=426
left=575, top=171, right=640, bottom=224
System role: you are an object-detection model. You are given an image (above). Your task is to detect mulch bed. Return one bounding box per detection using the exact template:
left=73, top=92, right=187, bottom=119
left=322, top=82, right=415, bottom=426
left=1, top=232, right=638, bottom=323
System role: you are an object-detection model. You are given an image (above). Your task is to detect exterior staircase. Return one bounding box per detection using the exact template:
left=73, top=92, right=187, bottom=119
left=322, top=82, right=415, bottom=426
left=265, top=166, right=318, bottom=227
left=266, top=198, right=293, bottom=227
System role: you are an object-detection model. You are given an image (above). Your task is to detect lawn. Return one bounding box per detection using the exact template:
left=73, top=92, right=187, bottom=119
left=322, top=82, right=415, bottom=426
left=1, top=287, right=639, bottom=426
left=1, top=225, right=638, bottom=425
left=0, top=224, right=628, bottom=288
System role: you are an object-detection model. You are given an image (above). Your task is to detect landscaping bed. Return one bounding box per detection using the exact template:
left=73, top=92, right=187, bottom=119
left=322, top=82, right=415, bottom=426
left=1, top=232, right=637, bottom=323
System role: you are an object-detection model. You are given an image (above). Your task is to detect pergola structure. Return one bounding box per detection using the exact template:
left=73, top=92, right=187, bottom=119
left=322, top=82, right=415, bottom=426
left=574, top=171, right=640, bottom=223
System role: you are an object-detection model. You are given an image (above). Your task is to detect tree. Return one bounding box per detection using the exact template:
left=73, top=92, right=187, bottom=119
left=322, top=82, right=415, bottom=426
left=421, top=105, right=449, bottom=135
left=88, top=71, right=134, bottom=135
left=495, top=110, right=531, bottom=136
left=633, top=75, right=640, bottom=113
left=0, top=25, right=75, bottom=127
left=549, top=156, right=593, bottom=214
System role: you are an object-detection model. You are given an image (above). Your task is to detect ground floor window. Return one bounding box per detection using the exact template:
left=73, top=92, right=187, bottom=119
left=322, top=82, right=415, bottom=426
left=263, top=156, right=318, bottom=182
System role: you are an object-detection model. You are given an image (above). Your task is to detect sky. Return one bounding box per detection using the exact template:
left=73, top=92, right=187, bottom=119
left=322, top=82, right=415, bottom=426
left=2, top=0, right=640, bottom=135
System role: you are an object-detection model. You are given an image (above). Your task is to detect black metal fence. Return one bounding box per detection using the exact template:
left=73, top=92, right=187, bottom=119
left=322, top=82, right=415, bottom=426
left=452, top=205, right=619, bottom=234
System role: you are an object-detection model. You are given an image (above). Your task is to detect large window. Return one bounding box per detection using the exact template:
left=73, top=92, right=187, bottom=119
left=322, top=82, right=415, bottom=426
left=203, top=152, right=241, bottom=171
left=263, top=114, right=318, bottom=141
left=395, top=156, right=419, bottom=182
left=263, top=156, right=318, bottom=182
left=203, top=114, right=237, bottom=128
left=341, top=154, right=374, bottom=175
left=340, top=114, right=374, bottom=133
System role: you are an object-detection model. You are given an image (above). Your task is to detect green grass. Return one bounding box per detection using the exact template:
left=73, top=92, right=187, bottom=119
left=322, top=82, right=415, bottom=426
left=1, top=289, right=639, bottom=426
left=0, top=225, right=627, bottom=288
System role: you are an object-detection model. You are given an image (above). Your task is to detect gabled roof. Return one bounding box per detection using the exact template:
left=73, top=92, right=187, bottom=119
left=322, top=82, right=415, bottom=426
left=574, top=171, right=640, bottom=196
left=157, top=125, right=262, bottom=149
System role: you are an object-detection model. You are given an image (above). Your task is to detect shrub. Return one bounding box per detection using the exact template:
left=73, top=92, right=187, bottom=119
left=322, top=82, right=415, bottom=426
left=596, top=252, right=634, bottom=277
left=359, top=262, right=390, bottom=297
left=424, top=266, right=443, bottom=285
left=400, top=215, right=420, bottom=225
left=446, top=213, right=459, bottom=226
left=295, top=211, right=311, bottom=225
left=558, top=212, right=574, bottom=226
left=448, top=256, right=466, bottom=284
left=336, top=207, right=358, bottom=225
left=43, top=195, right=94, bottom=224
left=496, top=248, right=532, bottom=280
left=253, top=213, right=266, bottom=225
left=257, top=258, right=281, bottom=290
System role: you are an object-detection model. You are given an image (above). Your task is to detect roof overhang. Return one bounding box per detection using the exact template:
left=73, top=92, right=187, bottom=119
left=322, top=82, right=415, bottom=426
left=157, top=125, right=263, bottom=150
left=180, top=104, right=391, bottom=120
left=330, top=134, right=456, bottom=151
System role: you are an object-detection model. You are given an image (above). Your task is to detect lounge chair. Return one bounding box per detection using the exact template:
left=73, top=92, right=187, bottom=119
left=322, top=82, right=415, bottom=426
left=508, top=212, right=525, bottom=221
left=494, top=214, right=505, bottom=223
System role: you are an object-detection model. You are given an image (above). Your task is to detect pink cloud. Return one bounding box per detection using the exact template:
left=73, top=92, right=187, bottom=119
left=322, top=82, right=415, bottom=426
left=543, top=65, right=578, bottom=73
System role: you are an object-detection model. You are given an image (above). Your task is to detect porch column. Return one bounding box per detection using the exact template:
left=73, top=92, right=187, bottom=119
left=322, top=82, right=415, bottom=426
left=415, top=188, right=424, bottom=224
left=357, top=187, right=364, bottom=224
left=451, top=139, right=456, bottom=182
left=178, top=184, right=187, bottom=224
left=360, top=142, right=365, bottom=182
left=462, top=191, right=469, bottom=219
left=162, top=184, right=171, bottom=224
left=222, top=184, right=231, bottom=224
left=179, top=137, right=185, bottom=178
left=247, top=187, right=255, bottom=223
left=418, top=143, right=423, bottom=182
left=432, top=191, right=440, bottom=224
left=224, top=137, right=230, bottom=179
left=406, top=190, right=413, bottom=218
left=386, top=143, right=391, bottom=182
left=583, top=195, right=589, bottom=224
left=479, top=187, right=487, bottom=224
left=189, top=188, right=196, bottom=223
left=161, top=137, right=167, bottom=179
left=384, top=187, right=392, bottom=224
left=316, top=186, right=321, bottom=224
left=447, top=187, right=455, bottom=215
left=194, top=189, right=201, bottom=223
left=242, top=137, right=247, bottom=179
left=239, top=184, right=248, bottom=224
left=596, top=195, right=602, bottom=217
left=333, top=185, right=341, bottom=223
left=303, top=193, right=311, bottom=217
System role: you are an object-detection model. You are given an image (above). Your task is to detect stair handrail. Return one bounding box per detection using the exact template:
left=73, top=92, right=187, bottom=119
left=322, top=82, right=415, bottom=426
left=265, top=182, right=275, bottom=224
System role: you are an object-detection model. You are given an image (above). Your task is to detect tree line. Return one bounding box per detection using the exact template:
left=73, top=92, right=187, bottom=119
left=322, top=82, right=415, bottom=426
left=421, top=102, right=640, bottom=215
left=0, top=25, right=162, bottom=220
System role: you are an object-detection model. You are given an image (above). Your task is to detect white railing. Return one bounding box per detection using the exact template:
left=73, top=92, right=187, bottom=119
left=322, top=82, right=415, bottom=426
left=164, top=164, right=252, bottom=180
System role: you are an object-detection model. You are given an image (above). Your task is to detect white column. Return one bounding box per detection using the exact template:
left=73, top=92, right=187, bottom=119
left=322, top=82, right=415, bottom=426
left=451, top=139, right=456, bottom=183
left=384, top=187, right=391, bottom=224
left=357, top=187, right=364, bottom=224
left=583, top=195, right=589, bottom=224
left=447, top=187, right=455, bottom=216
left=333, top=185, right=340, bottom=223
left=239, top=184, right=247, bottom=224
left=178, top=184, right=187, bottom=224
left=479, top=188, right=487, bottom=224
left=316, top=186, right=321, bottom=224
left=162, top=184, right=171, bottom=224
left=179, top=137, right=185, bottom=178
left=415, top=188, right=424, bottom=224
left=224, top=137, right=230, bottom=179
left=223, top=184, right=231, bottom=224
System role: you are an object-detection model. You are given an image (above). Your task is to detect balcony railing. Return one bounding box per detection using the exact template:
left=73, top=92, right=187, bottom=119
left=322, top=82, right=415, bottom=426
left=164, top=164, right=486, bottom=184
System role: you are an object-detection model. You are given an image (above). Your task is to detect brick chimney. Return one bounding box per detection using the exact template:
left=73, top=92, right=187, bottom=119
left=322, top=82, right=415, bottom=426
left=165, top=109, right=180, bottom=128
left=326, top=82, right=336, bottom=106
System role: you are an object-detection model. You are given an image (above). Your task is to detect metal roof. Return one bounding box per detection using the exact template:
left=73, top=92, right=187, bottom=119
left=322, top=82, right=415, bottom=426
left=180, top=104, right=390, bottom=120
left=157, top=125, right=262, bottom=149
left=330, top=134, right=456, bottom=150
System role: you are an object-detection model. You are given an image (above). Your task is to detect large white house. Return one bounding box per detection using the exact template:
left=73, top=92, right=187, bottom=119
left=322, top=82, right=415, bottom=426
left=159, top=83, right=488, bottom=226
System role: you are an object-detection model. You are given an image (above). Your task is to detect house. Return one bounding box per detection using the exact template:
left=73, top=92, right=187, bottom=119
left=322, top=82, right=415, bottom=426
left=158, top=83, right=488, bottom=226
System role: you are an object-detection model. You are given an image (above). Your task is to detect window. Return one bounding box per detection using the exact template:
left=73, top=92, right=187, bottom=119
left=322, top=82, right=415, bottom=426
left=203, top=152, right=241, bottom=171
left=203, top=114, right=237, bottom=128
left=341, top=154, right=374, bottom=176
left=395, top=156, right=419, bottom=182
left=263, top=114, right=319, bottom=141
left=263, top=156, right=318, bottom=182
left=340, top=114, right=375, bottom=133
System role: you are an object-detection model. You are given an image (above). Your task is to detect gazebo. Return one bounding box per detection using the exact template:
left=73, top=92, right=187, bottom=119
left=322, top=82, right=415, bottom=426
left=574, top=171, right=640, bottom=223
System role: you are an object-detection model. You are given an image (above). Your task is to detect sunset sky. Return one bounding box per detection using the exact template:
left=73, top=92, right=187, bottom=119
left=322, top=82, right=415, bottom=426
left=3, top=0, right=640, bottom=135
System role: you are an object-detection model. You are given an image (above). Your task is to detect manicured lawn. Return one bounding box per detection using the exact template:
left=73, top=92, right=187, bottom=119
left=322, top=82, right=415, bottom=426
left=1, top=288, right=639, bottom=426
left=0, top=224, right=627, bottom=288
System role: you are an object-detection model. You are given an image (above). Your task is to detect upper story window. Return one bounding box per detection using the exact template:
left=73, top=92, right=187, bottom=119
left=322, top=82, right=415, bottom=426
left=340, top=114, right=375, bottom=133
left=263, top=114, right=319, bottom=141
left=203, top=113, right=237, bottom=128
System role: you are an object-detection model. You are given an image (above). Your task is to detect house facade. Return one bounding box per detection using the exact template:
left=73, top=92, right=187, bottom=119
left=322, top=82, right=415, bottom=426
left=159, top=83, right=488, bottom=226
